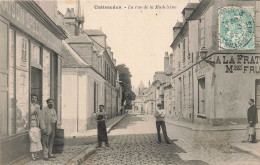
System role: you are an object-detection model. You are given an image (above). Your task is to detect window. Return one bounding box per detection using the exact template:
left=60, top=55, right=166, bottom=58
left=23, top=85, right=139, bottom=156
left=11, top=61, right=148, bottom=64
left=16, top=33, right=29, bottom=69
left=9, top=29, right=16, bottom=135
left=104, top=61, right=106, bottom=77
left=42, top=49, right=51, bottom=107
left=200, top=17, right=205, bottom=48
left=21, top=38, right=27, bottom=62
left=183, top=39, right=186, bottom=63
left=31, top=43, right=41, bottom=67
left=183, top=75, right=186, bottom=107
left=16, top=33, right=29, bottom=133
left=94, top=82, right=97, bottom=113
left=188, top=71, right=192, bottom=107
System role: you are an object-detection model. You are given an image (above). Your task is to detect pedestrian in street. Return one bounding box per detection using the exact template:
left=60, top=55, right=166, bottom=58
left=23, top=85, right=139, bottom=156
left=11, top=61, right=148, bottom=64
left=154, top=103, right=172, bottom=144
left=38, top=98, right=57, bottom=160
left=120, top=108, right=123, bottom=115
left=96, top=105, right=109, bottom=148
left=29, top=119, right=42, bottom=160
left=242, top=98, right=258, bottom=143
left=31, top=94, right=41, bottom=126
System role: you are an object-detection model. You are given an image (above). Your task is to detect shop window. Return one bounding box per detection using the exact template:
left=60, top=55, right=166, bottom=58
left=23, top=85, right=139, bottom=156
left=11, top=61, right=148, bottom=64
left=16, top=33, right=29, bottom=133
left=42, top=49, right=51, bottom=107
left=31, top=43, right=41, bottom=67
left=9, top=29, right=16, bottom=135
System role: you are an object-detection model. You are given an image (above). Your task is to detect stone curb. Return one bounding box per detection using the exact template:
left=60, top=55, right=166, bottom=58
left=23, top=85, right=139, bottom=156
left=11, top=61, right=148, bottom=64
left=231, top=143, right=260, bottom=158
left=107, top=114, right=127, bottom=133
left=65, top=115, right=126, bottom=165
left=146, top=114, right=260, bottom=131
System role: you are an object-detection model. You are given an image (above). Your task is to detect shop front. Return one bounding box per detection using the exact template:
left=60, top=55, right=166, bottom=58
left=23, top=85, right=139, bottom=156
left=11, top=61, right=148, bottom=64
left=0, top=1, right=66, bottom=164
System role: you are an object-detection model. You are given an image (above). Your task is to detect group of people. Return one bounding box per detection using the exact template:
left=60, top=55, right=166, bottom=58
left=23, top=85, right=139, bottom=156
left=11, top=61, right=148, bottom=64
left=29, top=97, right=258, bottom=161
left=96, top=98, right=258, bottom=148
left=29, top=94, right=57, bottom=161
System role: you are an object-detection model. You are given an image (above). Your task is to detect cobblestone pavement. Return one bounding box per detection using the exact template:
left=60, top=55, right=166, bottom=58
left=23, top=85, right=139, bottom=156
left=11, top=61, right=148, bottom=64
left=25, top=115, right=125, bottom=165
left=83, top=114, right=260, bottom=165
left=25, top=145, right=91, bottom=165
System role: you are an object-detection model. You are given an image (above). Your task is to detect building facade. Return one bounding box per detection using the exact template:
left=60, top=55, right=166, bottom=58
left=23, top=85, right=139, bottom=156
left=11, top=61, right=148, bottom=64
left=169, top=0, right=260, bottom=125
left=0, top=1, right=66, bottom=164
left=60, top=8, right=120, bottom=133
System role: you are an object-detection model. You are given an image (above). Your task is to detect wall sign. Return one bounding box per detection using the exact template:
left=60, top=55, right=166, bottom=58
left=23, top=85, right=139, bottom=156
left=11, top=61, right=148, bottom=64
left=219, top=7, right=255, bottom=50
left=0, top=1, right=62, bottom=54
left=215, top=55, right=260, bottom=73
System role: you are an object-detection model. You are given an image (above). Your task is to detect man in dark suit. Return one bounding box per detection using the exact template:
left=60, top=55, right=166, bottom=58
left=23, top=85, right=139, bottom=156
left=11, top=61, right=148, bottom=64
left=242, top=98, right=258, bottom=143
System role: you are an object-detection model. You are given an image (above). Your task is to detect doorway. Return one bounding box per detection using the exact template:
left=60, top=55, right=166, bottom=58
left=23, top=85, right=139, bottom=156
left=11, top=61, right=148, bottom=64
left=31, top=67, right=42, bottom=108
left=198, top=77, right=205, bottom=114
left=256, top=80, right=260, bottom=121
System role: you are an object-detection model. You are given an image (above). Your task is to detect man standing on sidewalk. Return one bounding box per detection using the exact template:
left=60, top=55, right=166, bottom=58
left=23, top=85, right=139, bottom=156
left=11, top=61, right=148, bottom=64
left=243, top=98, right=258, bottom=143
left=38, top=98, right=57, bottom=160
left=154, top=103, right=172, bottom=144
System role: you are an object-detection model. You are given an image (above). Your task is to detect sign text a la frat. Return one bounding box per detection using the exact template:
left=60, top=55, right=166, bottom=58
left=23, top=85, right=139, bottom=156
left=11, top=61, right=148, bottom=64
left=215, top=54, right=260, bottom=73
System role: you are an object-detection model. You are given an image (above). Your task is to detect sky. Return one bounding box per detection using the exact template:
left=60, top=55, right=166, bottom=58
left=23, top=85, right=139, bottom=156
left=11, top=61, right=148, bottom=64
left=57, top=0, right=199, bottom=89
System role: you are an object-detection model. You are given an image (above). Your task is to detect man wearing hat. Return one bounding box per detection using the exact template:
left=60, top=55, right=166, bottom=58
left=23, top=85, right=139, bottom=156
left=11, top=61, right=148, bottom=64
left=38, top=98, right=57, bottom=160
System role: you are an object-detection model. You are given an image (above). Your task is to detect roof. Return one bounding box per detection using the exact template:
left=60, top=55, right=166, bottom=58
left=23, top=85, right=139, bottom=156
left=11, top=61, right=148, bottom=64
left=171, top=0, right=212, bottom=49
left=84, top=29, right=106, bottom=36
left=182, top=3, right=199, bottom=15
left=66, top=35, right=92, bottom=44
left=173, top=22, right=183, bottom=28
left=61, top=41, right=87, bottom=68
left=184, top=3, right=199, bottom=9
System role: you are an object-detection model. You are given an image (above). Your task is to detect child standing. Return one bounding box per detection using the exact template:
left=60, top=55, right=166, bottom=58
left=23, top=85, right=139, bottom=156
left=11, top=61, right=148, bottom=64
left=29, top=119, right=42, bottom=160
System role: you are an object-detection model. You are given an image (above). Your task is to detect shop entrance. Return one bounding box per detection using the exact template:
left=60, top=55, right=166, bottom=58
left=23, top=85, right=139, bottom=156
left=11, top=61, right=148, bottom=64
left=256, top=80, right=260, bottom=121
left=198, top=77, right=205, bottom=114
left=31, top=67, right=42, bottom=108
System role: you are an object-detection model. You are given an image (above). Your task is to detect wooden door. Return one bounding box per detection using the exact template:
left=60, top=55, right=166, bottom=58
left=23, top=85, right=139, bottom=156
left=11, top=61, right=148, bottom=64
left=198, top=78, right=205, bottom=114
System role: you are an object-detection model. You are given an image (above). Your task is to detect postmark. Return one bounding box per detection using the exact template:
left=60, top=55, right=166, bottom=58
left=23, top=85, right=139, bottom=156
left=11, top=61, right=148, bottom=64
left=219, top=6, right=255, bottom=50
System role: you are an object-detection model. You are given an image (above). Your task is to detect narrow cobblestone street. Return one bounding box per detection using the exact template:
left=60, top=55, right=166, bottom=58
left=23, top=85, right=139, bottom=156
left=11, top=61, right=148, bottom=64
left=83, top=114, right=260, bottom=165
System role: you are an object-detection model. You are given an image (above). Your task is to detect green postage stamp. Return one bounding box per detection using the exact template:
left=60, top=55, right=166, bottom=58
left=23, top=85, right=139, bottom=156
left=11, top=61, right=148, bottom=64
left=219, top=6, right=255, bottom=50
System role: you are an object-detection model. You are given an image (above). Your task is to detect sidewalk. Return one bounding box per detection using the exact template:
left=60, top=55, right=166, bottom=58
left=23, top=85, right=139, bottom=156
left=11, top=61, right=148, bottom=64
left=146, top=114, right=260, bottom=131
left=145, top=113, right=260, bottom=158
left=25, top=114, right=126, bottom=165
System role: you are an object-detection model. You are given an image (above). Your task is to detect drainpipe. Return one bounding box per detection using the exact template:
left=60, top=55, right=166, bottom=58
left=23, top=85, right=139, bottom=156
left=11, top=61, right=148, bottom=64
left=77, top=65, right=79, bottom=132
left=192, top=53, right=194, bottom=123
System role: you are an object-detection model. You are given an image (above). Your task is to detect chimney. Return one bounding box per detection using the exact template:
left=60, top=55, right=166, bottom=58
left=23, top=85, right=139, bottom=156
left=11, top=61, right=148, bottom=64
left=169, top=53, right=173, bottom=67
left=63, top=8, right=78, bottom=36
left=70, top=8, right=75, bottom=16
left=182, top=3, right=199, bottom=21
left=164, top=52, right=169, bottom=71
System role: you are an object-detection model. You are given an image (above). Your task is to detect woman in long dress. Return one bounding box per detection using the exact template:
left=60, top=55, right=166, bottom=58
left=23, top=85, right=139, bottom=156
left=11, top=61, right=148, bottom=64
left=96, top=105, right=109, bottom=147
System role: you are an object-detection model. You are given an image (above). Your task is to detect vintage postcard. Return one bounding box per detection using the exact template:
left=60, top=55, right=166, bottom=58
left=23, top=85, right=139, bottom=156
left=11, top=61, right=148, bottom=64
left=0, top=0, right=259, bottom=164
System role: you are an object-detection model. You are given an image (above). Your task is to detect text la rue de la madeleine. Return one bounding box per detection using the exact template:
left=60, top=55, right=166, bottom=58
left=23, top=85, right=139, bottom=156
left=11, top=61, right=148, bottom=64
left=94, top=4, right=177, bottom=10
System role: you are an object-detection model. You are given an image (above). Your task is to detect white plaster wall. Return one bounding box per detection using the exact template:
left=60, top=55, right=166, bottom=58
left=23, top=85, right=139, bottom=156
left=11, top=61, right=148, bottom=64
left=78, top=74, right=87, bottom=132
left=62, top=74, right=78, bottom=134
left=214, top=54, right=259, bottom=119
